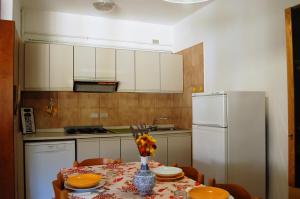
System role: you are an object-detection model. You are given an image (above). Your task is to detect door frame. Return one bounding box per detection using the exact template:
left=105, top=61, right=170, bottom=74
left=285, top=7, right=295, bottom=187
left=0, top=20, right=15, bottom=199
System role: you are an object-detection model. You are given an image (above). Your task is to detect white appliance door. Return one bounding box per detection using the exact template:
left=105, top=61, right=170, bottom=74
left=192, top=94, right=227, bottom=127
left=25, top=141, right=75, bottom=199
left=192, top=125, right=227, bottom=184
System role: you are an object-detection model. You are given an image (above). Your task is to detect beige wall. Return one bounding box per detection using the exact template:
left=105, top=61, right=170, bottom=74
left=22, top=43, right=204, bottom=130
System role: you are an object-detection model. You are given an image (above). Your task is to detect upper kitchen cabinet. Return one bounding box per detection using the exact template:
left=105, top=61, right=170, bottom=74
left=160, top=53, right=183, bottom=93
left=74, top=46, right=95, bottom=80
left=116, top=49, right=135, bottom=92
left=135, top=51, right=160, bottom=92
left=96, top=48, right=116, bottom=80
left=25, top=43, right=50, bottom=90
left=49, top=44, right=73, bottom=91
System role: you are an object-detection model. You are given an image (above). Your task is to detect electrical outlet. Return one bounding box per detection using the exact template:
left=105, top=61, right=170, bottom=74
left=89, top=112, right=99, bottom=119
left=99, top=112, right=108, bottom=119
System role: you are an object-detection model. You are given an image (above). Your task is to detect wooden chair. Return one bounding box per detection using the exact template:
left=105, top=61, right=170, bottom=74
left=73, top=158, right=122, bottom=167
left=208, top=178, right=261, bottom=199
left=52, top=173, right=69, bottom=199
left=173, top=163, right=204, bottom=184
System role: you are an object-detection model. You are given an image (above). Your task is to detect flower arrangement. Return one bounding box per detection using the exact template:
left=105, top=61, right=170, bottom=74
left=130, top=125, right=157, bottom=157
left=131, top=125, right=157, bottom=196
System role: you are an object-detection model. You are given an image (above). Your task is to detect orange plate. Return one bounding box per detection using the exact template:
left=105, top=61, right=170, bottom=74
left=156, top=172, right=185, bottom=182
left=66, top=173, right=102, bottom=189
left=189, top=186, right=230, bottom=199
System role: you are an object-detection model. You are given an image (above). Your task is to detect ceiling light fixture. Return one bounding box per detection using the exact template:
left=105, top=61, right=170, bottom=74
left=163, top=0, right=210, bottom=4
left=93, top=0, right=115, bottom=12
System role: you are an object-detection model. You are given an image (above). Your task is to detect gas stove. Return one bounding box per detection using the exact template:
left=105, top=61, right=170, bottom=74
left=64, top=125, right=108, bottom=134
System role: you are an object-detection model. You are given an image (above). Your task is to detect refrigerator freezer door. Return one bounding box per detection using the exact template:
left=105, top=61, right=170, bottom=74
left=192, top=94, right=227, bottom=127
left=192, top=125, right=227, bottom=184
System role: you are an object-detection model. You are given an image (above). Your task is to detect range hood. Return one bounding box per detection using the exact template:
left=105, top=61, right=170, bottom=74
left=73, top=80, right=119, bottom=93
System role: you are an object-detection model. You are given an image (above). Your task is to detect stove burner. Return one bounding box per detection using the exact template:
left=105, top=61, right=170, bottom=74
left=64, top=126, right=108, bottom=134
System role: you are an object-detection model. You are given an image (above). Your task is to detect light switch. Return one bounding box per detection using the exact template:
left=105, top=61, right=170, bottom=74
left=89, top=112, right=99, bottom=119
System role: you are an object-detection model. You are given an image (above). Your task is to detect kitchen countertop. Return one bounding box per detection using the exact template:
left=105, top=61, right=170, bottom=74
left=23, top=129, right=192, bottom=141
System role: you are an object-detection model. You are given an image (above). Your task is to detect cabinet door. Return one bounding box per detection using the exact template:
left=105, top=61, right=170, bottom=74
left=74, top=46, right=95, bottom=80
left=25, top=43, right=49, bottom=90
left=50, top=44, right=73, bottom=91
left=168, top=134, right=192, bottom=166
left=99, top=138, right=120, bottom=160
left=152, top=136, right=168, bottom=165
left=135, top=51, right=160, bottom=92
left=96, top=48, right=116, bottom=80
left=77, top=138, right=100, bottom=162
left=116, top=49, right=135, bottom=92
left=160, top=53, right=183, bottom=93
left=121, top=137, right=140, bottom=162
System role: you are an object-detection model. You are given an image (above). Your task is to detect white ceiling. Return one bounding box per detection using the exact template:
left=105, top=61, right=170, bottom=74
left=21, top=0, right=211, bottom=25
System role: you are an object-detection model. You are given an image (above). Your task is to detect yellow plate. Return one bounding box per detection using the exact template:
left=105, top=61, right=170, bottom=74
left=189, top=186, right=230, bottom=199
left=66, top=174, right=102, bottom=189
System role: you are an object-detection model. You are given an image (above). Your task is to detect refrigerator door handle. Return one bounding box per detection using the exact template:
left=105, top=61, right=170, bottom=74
left=195, top=124, right=227, bottom=128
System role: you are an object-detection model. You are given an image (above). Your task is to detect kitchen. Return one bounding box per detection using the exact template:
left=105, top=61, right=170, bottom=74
left=0, top=0, right=299, bottom=199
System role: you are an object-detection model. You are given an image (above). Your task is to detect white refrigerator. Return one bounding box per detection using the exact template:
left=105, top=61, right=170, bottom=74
left=192, top=91, right=266, bottom=198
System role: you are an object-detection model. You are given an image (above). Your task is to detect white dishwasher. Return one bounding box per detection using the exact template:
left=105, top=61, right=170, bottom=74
left=25, top=141, right=75, bottom=199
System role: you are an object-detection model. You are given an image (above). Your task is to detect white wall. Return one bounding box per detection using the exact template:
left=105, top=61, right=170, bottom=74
left=0, top=0, right=21, bottom=34
left=23, top=10, right=173, bottom=51
left=13, top=0, right=20, bottom=34
left=174, top=0, right=300, bottom=198
left=1, top=0, right=13, bottom=19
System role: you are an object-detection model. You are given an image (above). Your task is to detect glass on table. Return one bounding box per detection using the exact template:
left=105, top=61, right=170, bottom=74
left=174, top=190, right=187, bottom=199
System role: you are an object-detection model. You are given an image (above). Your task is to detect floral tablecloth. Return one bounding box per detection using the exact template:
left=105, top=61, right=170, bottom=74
left=60, top=161, right=233, bottom=199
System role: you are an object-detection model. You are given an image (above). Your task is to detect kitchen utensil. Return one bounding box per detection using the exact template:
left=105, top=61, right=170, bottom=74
left=64, top=181, right=105, bottom=192
left=152, top=166, right=183, bottom=177
left=188, top=186, right=230, bottom=199
left=156, top=172, right=185, bottom=182
left=66, top=174, right=102, bottom=189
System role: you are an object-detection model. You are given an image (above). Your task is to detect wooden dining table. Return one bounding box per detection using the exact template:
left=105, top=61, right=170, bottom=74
left=60, top=161, right=234, bottom=199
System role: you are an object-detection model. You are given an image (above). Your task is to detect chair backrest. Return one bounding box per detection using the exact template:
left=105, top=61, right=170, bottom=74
left=172, top=163, right=204, bottom=184
left=73, top=158, right=122, bottom=167
left=52, top=179, right=69, bottom=199
left=208, top=178, right=261, bottom=199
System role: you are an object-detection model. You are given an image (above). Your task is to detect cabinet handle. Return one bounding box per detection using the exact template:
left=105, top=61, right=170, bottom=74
left=288, top=134, right=294, bottom=138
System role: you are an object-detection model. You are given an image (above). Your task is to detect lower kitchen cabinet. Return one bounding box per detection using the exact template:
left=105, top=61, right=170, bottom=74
left=152, top=136, right=168, bottom=165
left=121, top=137, right=140, bottom=162
left=99, top=138, right=121, bottom=160
left=77, top=138, right=100, bottom=162
left=77, top=138, right=121, bottom=161
left=76, top=133, right=192, bottom=165
left=167, top=134, right=192, bottom=166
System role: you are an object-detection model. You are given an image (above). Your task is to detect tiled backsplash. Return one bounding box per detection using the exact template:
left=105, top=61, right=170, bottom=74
left=22, top=43, right=204, bottom=129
